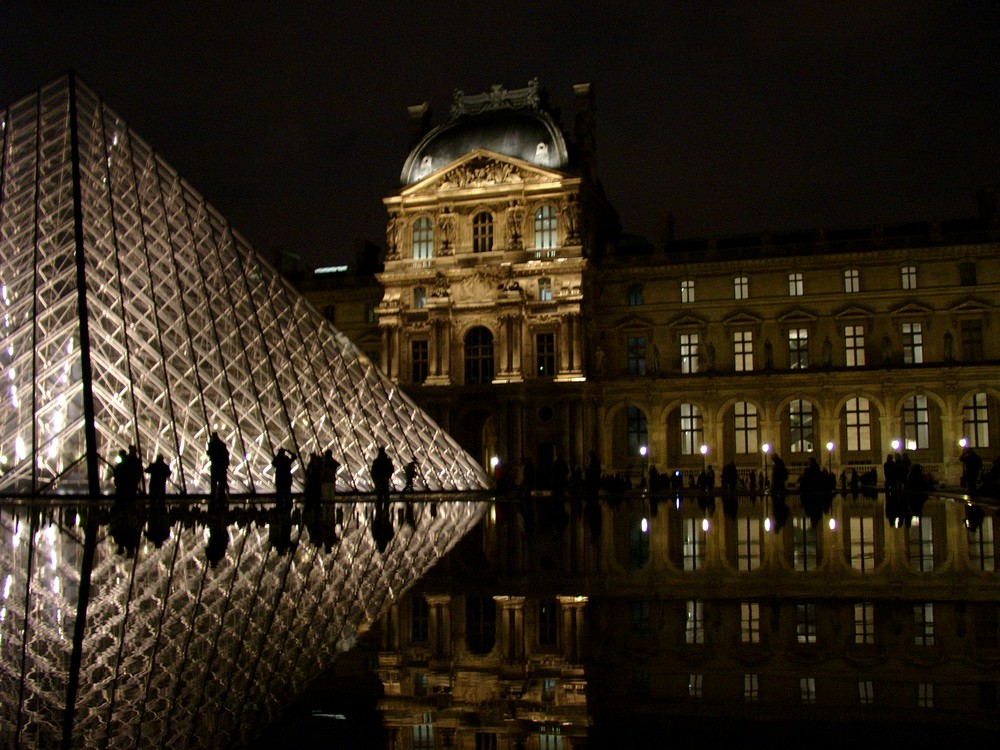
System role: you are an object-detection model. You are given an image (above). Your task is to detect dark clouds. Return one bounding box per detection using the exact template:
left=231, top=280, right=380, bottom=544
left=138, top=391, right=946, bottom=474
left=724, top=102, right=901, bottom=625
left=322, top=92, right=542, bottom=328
left=2, top=2, right=998, bottom=266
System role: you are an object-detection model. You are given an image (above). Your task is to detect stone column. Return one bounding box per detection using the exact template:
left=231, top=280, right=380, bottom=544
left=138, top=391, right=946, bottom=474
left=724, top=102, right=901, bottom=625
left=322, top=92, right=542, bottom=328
left=439, top=322, right=451, bottom=381
left=558, top=596, right=588, bottom=664
left=495, top=596, right=525, bottom=662
left=426, top=594, right=452, bottom=659
left=428, top=320, right=439, bottom=378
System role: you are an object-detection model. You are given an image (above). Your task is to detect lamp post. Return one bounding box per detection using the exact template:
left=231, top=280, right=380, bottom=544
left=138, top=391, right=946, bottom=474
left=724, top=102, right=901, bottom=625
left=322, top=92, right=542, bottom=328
left=891, top=438, right=901, bottom=453
left=761, top=442, right=771, bottom=493
left=826, top=441, right=835, bottom=473
left=639, top=445, right=648, bottom=490
left=700, top=444, right=708, bottom=472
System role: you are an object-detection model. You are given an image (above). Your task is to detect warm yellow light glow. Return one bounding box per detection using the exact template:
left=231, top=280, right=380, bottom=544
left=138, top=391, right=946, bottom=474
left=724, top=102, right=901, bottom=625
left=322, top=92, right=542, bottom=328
left=828, top=518, right=836, bottom=531
left=490, top=455, right=500, bottom=469
left=702, top=518, right=710, bottom=532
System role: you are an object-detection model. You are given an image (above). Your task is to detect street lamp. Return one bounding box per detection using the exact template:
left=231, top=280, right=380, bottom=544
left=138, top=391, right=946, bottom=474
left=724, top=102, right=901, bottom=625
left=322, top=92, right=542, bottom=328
left=639, top=445, right=648, bottom=490
left=700, top=444, right=708, bottom=472
left=761, top=442, right=771, bottom=492
left=959, top=437, right=968, bottom=449
left=891, top=438, right=901, bottom=453
left=826, top=441, right=835, bottom=472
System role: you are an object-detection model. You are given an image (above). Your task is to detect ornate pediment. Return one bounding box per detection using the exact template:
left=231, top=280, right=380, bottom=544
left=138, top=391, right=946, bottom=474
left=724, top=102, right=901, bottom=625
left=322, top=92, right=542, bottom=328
left=400, top=149, right=566, bottom=196
left=832, top=304, right=876, bottom=321
left=889, top=301, right=933, bottom=319
left=451, top=268, right=505, bottom=304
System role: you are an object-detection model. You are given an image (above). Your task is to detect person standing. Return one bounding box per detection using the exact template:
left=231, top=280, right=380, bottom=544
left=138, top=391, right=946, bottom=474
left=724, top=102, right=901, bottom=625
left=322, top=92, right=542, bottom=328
left=207, top=431, right=230, bottom=503
left=272, top=448, right=294, bottom=510
left=145, top=455, right=171, bottom=503
left=371, top=446, right=394, bottom=508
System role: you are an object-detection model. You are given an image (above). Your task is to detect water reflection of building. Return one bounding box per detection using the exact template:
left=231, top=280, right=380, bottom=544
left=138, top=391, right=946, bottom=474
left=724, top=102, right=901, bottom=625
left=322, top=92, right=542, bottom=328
left=376, top=489, right=999, bottom=746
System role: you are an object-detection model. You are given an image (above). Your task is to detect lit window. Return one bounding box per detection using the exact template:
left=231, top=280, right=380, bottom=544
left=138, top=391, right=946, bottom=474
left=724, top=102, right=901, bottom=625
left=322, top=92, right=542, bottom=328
left=909, top=517, right=934, bottom=572
left=859, top=680, right=875, bottom=705
left=538, top=277, right=553, bottom=301
left=734, top=330, right=753, bottom=371
left=737, top=517, right=762, bottom=571
left=789, top=400, right=814, bottom=453
left=681, top=279, right=695, bottom=304
left=627, top=406, right=648, bottom=457
left=914, top=603, right=934, bottom=646
left=413, top=720, right=434, bottom=750
left=902, top=322, right=923, bottom=364
left=902, top=395, right=929, bottom=450
left=734, top=401, right=759, bottom=454
left=788, top=328, right=809, bottom=369
left=792, top=516, right=818, bottom=571
left=628, top=283, right=643, bottom=306
left=797, top=603, right=817, bottom=644
left=413, top=217, right=433, bottom=260
left=685, top=600, right=705, bottom=644
left=689, top=674, right=703, bottom=698
left=917, top=682, right=933, bottom=708
left=901, top=265, right=917, bottom=290
left=680, top=333, right=699, bottom=373
left=844, top=268, right=860, bottom=293
left=680, top=403, right=704, bottom=455
left=800, top=677, right=817, bottom=705
left=788, top=272, right=803, bottom=296
left=464, top=327, right=494, bottom=385
left=683, top=518, right=706, bottom=571
left=850, top=517, right=875, bottom=572
left=536, top=332, right=556, bottom=377
left=534, top=205, right=557, bottom=250
left=473, top=211, right=493, bottom=253
left=413, top=286, right=426, bottom=309
left=968, top=518, right=995, bottom=572
left=542, top=678, right=557, bottom=702
left=539, top=724, right=564, bottom=750
left=961, top=320, right=984, bottom=360
left=627, top=336, right=647, bottom=375
left=741, top=602, right=761, bottom=643
left=411, top=340, right=428, bottom=384
left=744, top=673, right=759, bottom=703
left=845, top=325, right=865, bottom=366
left=734, top=275, right=749, bottom=300
left=854, top=602, right=875, bottom=645
left=845, top=397, right=872, bottom=451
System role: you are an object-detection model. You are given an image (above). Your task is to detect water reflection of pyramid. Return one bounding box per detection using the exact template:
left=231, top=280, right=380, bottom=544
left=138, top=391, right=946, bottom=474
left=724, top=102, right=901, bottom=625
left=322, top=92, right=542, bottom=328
left=0, top=73, right=488, bottom=497
left=0, top=74, right=490, bottom=749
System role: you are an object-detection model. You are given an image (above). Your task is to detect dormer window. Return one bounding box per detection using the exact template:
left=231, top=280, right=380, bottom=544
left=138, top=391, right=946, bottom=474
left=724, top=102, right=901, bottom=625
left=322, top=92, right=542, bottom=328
left=473, top=212, right=493, bottom=253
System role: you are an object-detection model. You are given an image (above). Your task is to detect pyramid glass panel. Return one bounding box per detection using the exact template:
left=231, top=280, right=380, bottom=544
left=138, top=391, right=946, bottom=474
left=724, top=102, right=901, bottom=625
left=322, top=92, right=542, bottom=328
left=0, top=74, right=490, bottom=748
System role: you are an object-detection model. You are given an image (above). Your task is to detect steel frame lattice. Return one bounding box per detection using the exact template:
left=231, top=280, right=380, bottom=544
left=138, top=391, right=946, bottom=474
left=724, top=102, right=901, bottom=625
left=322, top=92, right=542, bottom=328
left=0, top=74, right=490, bottom=748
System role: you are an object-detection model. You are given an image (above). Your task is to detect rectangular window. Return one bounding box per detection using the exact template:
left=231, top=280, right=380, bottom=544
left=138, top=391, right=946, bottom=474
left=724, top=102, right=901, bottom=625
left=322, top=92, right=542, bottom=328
left=681, top=279, right=695, bottom=303
left=680, top=333, right=699, bottom=374
left=411, top=596, right=429, bottom=641
left=734, top=401, right=759, bottom=454
left=744, top=673, right=759, bottom=703
left=800, top=677, right=817, bottom=704
left=536, top=332, right=556, bottom=377
left=366, top=302, right=377, bottom=324
left=734, top=330, right=754, bottom=371
left=742, top=602, right=761, bottom=643
left=969, top=518, right=995, bottom=572
left=411, top=340, right=429, bottom=384
left=918, top=682, right=934, bottom=708
left=473, top=212, right=494, bottom=253
left=688, top=674, right=703, bottom=698
left=734, top=276, right=749, bottom=300
left=413, top=286, right=426, bottom=309
left=737, top=517, right=762, bottom=571
left=627, top=406, right=648, bottom=457
left=476, top=732, right=499, bottom=750
left=797, top=603, right=817, bottom=644
left=902, top=395, right=929, bottom=451
left=788, top=272, right=804, bottom=296
left=685, top=600, right=705, bottom=644
left=859, top=680, right=875, bottom=705
left=789, top=328, right=809, bottom=369
left=627, top=335, right=647, bottom=375
left=413, top=721, right=434, bottom=750
left=542, top=678, right=557, bottom=702
left=914, top=603, right=935, bottom=646
left=963, top=392, right=990, bottom=448
left=850, top=517, right=875, bottom=572
left=538, top=277, right=553, bottom=301
left=632, top=601, right=652, bottom=638
left=792, top=516, right=818, bottom=571
left=413, top=218, right=434, bottom=260
left=628, top=283, right=643, bottom=306
left=845, top=397, right=872, bottom=451
left=683, top=518, right=705, bottom=571
left=680, top=403, right=704, bottom=455
left=539, top=599, right=559, bottom=646
left=909, top=517, right=934, bottom=572
left=901, top=265, right=917, bottom=290
left=902, top=322, right=923, bottom=364
left=961, top=320, right=984, bottom=360
left=789, top=400, right=814, bottom=453
left=844, top=268, right=860, bottom=293
left=854, top=602, right=875, bottom=645
left=845, top=325, right=865, bottom=367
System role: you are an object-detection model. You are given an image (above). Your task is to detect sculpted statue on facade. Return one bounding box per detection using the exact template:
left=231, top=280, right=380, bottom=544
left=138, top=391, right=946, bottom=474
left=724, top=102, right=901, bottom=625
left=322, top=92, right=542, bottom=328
left=506, top=201, right=525, bottom=250
left=437, top=209, right=456, bottom=255
left=431, top=271, right=450, bottom=298
left=386, top=212, right=401, bottom=260
left=561, top=196, right=581, bottom=242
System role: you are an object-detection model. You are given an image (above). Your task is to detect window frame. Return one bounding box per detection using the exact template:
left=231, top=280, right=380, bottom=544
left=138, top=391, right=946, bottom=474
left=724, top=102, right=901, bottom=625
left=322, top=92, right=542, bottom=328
left=472, top=211, right=494, bottom=253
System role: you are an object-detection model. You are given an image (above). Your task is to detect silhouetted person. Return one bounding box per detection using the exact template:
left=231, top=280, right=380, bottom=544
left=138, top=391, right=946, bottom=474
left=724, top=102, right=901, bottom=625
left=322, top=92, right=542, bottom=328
left=304, top=453, right=323, bottom=510
left=145, top=455, right=171, bottom=503
left=883, top=453, right=898, bottom=502
left=322, top=449, right=340, bottom=500
left=961, top=447, right=983, bottom=496
left=371, top=446, right=394, bottom=508
left=404, top=459, right=418, bottom=492
left=272, top=448, right=294, bottom=510
left=771, top=454, right=789, bottom=500
left=585, top=450, right=601, bottom=503
left=113, top=448, right=141, bottom=503
left=207, top=431, right=230, bottom=505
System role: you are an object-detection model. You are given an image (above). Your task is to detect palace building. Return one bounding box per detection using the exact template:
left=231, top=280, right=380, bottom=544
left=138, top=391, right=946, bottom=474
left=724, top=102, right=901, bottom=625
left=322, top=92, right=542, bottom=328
left=308, top=79, right=999, bottom=487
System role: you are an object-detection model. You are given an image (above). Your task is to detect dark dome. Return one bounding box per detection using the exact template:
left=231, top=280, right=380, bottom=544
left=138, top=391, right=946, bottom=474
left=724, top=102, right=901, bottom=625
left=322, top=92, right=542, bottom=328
left=401, top=108, right=569, bottom=185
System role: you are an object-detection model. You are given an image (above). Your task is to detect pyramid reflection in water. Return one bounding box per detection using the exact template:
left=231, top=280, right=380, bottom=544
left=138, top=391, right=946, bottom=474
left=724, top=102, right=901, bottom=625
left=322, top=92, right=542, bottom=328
left=0, top=74, right=489, bottom=748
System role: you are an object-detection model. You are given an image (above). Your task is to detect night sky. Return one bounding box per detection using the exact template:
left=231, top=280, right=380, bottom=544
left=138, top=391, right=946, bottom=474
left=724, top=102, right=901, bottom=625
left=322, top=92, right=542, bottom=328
left=3, top=2, right=999, bottom=269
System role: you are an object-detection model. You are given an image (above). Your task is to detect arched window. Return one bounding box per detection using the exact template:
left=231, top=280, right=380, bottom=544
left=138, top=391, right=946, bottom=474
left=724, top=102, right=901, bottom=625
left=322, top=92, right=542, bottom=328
left=534, top=204, right=557, bottom=250
left=627, top=406, right=648, bottom=457
left=412, top=217, right=433, bottom=260
left=473, top=212, right=493, bottom=253
left=464, top=327, right=494, bottom=384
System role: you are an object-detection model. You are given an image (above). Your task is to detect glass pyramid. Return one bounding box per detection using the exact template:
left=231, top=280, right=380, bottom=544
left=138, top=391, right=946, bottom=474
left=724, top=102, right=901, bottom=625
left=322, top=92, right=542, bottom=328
left=0, top=74, right=490, bottom=749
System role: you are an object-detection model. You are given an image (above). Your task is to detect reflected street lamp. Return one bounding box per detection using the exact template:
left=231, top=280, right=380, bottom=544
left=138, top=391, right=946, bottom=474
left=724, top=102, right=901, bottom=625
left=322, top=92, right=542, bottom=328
left=700, top=444, right=708, bottom=472
left=761, top=442, right=771, bottom=492
left=639, top=445, right=648, bottom=490
left=826, top=441, right=835, bottom=472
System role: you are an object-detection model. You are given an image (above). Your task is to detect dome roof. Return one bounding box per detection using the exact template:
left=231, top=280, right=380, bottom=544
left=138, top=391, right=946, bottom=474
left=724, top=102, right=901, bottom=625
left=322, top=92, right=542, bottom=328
left=401, top=107, right=570, bottom=185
